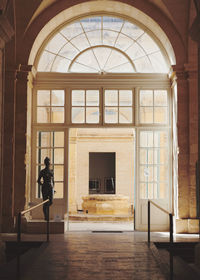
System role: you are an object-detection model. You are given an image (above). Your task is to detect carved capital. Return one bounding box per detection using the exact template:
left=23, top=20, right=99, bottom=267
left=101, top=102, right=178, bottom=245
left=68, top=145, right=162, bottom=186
left=184, top=63, right=198, bottom=80
left=16, top=65, right=33, bottom=82
left=170, top=65, right=188, bottom=85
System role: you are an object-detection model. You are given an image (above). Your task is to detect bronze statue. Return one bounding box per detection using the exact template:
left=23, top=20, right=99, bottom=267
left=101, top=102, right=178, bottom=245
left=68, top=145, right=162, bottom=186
left=37, top=157, right=54, bottom=220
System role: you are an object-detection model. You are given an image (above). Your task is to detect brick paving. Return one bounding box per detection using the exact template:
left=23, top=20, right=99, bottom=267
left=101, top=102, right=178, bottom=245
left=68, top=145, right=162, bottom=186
left=20, top=232, right=166, bottom=280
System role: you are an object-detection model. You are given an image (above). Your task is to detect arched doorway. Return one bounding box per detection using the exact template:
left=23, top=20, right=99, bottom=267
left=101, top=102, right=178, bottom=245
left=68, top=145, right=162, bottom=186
left=28, top=7, right=176, bottom=231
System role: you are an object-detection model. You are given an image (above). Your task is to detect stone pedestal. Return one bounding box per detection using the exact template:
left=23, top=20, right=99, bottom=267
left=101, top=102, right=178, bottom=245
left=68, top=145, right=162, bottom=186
left=82, top=195, right=130, bottom=215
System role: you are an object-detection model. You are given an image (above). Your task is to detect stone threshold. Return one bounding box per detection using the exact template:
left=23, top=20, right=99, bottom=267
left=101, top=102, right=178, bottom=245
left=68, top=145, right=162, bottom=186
left=69, top=214, right=133, bottom=221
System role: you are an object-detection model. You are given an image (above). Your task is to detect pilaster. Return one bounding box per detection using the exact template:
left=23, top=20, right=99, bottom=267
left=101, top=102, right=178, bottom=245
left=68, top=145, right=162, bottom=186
left=185, top=64, right=198, bottom=218
left=172, top=65, right=190, bottom=219
left=14, top=65, right=32, bottom=215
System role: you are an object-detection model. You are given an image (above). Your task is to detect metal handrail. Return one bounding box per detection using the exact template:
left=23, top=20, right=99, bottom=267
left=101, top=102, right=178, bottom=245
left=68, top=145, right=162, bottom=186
left=17, top=199, right=50, bottom=243
left=17, top=199, right=50, bottom=279
left=147, top=200, right=174, bottom=279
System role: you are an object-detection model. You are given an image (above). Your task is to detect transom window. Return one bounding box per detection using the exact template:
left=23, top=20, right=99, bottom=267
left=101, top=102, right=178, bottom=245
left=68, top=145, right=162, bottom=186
left=37, top=90, right=65, bottom=123
left=71, top=90, right=100, bottom=123
left=139, top=90, right=168, bottom=124
left=37, top=16, right=169, bottom=73
left=104, top=90, right=133, bottom=123
left=35, top=88, right=169, bottom=126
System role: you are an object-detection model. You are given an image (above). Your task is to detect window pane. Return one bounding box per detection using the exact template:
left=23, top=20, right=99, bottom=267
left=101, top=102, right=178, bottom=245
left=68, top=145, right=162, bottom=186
left=137, top=33, right=159, bottom=54
left=54, top=148, right=64, bottom=164
left=147, top=183, right=154, bottom=199
left=103, top=16, right=123, bottom=32
left=51, top=107, right=64, bottom=123
left=54, top=132, right=64, bottom=147
left=140, top=90, right=153, bottom=106
left=154, top=107, right=167, bottom=124
left=37, top=51, right=55, bottom=72
left=140, top=149, right=153, bottom=164
left=104, top=50, right=129, bottom=71
left=160, top=166, right=168, bottom=181
left=52, top=90, right=65, bottom=106
left=159, top=182, right=166, bottom=198
left=72, top=107, right=85, bottom=123
left=60, top=22, right=83, bottom=41
left=76, top=49, right=100, bottom=71
left=51, top=56, right=71, bottom=72
left=154, top=131, right=168, bottom=147
left=72, top=90, right=85, bottom=106
left=119, top=108, right=132, bottom=123
left=37, top=90, right=50, bottom=106
left=104, top=107, right=118, bottom=123
left=45, top=33, right=67, bottom=53
left=105, top=90, right=118, bottom=106
left=140, top=166, right=153, bottom=182
left=54, top=182, right=64, bottom=198
left=121, top=22, right=144, bottom=40
left=86, top=107, right=99, bottom=123
left=81, top=17, right=101, bottom=32
left=154, top=90, right=168, bottom=106
left=126, top=43, right=145, bottom=60
left=86, top=90, right=99, bottom=106
left=115, top=33, right=133, bottom=51
left=54, top=165, right=64, bottom=181
left=158, top=149, right=168, bottom=164
left=140, top=183, right=147, bottom=199
left=119, top=90, right=132, bottom=106
left=140, top=107, right=153, bottom=123
left=87, top=30, right=102, bottom=46
left=37, top=148, right=52, bottom=164
left=59, top=42, right=79, bottom=60
left=140, top=132, right=153, bottom=147
left=70, top=33, right=90, bottom=51
left=37, top=132, right=51, bottom=147
left=134, top=56, right=153, bottom=73
left=103, top=30, right=118, bottom=46
left=37, top=107, right=51, bottom=123
left=93, top=47, right=112, bottom=70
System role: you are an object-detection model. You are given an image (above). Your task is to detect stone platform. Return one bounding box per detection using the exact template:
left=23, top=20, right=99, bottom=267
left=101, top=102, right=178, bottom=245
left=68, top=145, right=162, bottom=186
left=69, top=213, right=133, bottom=222
left=82, top=194, right=131, bottom=215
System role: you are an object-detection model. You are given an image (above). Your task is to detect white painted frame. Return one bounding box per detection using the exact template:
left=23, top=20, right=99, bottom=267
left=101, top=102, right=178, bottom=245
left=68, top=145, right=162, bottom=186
left=31, top=73, right=172, bottom=229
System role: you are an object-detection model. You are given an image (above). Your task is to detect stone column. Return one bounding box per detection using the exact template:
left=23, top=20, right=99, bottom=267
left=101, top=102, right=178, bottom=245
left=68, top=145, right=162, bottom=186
left=173, top=66, right=190, bottom=219
left=14, top=65, right=32, bottom=216
left=185, top=65, right=198, bottom=219
left=2, top=64, right=17, bottom=232
left=0, top=2, right=14, bottom=262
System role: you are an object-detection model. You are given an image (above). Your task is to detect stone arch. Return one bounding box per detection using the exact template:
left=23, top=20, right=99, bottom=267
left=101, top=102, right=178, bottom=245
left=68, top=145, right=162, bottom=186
left=20, top=0, right=186, bottom=68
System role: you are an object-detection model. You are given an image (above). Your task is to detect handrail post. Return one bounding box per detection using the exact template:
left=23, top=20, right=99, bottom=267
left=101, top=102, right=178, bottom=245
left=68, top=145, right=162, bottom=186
left=47, top=205, right=49, bottom=242
left=169, top=213, right=173, bottom=279
left=148, top=200, right=150, bottom=244
left=169, top=213, right=173, bottom=244
left=17, top=212, right=21, bottom=279
left=17, top=212, right=21, bottom=243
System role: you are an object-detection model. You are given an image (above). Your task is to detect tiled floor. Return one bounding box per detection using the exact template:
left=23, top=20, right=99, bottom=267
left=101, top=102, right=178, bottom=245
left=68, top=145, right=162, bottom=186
left=1, top=231, right=200, bottom=280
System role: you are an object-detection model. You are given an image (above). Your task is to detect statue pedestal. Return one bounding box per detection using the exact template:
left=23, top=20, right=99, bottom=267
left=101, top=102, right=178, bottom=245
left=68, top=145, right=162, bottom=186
left=82, top=195, right=130, bottom=215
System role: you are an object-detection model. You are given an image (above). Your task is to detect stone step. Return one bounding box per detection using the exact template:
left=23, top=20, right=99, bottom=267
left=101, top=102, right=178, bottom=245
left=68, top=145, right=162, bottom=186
left=69, top=214, right=134, bottom=221
left=26, top=220, right=64, bottom=234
